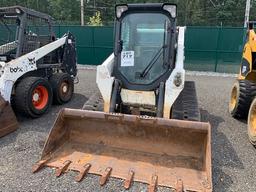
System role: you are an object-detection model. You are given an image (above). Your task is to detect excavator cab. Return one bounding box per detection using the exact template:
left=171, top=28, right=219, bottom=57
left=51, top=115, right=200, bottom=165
left=34, top=4, right=212, bottom=192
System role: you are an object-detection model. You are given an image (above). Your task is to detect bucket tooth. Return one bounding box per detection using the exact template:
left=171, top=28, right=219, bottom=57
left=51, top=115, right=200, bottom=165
left=99, top=167, right=112, bottom=186
left=202, top=178, right=211, bottom=189
left=124, top=170, right=134, bottom=189
left=176, top=179, right=184, bottom=192
left=148, top=175, right=158, bottom=192
left=75, top=163, right=91, bottom=182
left=32, top=159, right=49, bottom=173
left=55, top=160, right=71, bottom=177
left=34, top=109, right=212, bottom=191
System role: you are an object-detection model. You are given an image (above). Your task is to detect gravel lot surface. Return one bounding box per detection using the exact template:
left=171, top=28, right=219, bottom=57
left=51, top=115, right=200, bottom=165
left=0, top=68, right=255, bottom=192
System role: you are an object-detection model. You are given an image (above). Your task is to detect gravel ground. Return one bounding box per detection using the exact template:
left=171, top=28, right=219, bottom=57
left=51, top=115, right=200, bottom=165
left=0, top=68, right=255, bottom=192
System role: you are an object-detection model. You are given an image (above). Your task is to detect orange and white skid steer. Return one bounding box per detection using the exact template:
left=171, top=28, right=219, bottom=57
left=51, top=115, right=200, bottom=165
left=0, top=6, right=77, bottom=137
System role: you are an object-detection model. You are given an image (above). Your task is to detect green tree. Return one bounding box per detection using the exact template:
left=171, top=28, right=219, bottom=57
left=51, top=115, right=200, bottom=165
left=1, top=0, right=256, bottom=26
left=48, top=0, right=80, bottom=24
left=87, top=11, right=103, bottom=26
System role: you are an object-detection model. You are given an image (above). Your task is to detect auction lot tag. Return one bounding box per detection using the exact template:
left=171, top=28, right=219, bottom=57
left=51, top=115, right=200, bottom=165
left=121, top=51, right=134, bottom=67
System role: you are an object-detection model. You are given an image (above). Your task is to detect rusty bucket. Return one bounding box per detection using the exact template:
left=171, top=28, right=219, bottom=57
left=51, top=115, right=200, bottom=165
left=33, top=108, right=212, bottom=192
left=0, top=95, right=18, bottom=137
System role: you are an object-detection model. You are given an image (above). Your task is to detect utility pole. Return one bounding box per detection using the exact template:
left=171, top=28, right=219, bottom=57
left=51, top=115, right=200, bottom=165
left=81, top=0, right=84, bottom=26
left=244, top=0, right=251, bottom=28
left=209, top=0, right=216, bottom=7
left=184, top=0, right=188, bottom=25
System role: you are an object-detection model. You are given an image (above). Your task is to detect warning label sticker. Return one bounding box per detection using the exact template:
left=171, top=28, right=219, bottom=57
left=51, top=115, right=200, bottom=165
left=121, top=51, right=134, bottom=67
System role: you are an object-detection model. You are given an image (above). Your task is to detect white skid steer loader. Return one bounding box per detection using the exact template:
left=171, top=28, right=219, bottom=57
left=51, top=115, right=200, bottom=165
left=0, top=6, right=77, bottom=137
left=33, top=3, right=212, bottom=192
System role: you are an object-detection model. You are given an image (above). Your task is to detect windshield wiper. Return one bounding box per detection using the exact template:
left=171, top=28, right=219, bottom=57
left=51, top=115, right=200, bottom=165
left=140, top=45, right=167, bottom=78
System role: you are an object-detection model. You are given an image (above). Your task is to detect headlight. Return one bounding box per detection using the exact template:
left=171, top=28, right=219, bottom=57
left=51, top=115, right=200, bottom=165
left=0, top=62, right=5, bottom=78
left=115, top=5, right=128, bottom=19
left=173, top=72, right=182, bottom=87
left=163, top=4, right=177, bottom=18
left=15, top=8, right=21, bottom=14
left=0, top=56, right=7, bottom=62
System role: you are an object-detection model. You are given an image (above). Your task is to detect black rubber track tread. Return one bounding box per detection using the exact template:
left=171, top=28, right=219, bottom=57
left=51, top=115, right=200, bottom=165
left=82, top=92, right=104, bottom=111
left=172, top=81, right=201, bottom=121
left=13, top=77, right=52, bottom=118
left=231, top=80, right=256, bottom=119
left=49, top=73, right=74, bottom=105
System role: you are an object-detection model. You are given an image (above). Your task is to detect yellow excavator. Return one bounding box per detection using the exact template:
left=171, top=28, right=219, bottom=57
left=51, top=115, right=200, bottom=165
left=229, top=21, right=256, bottom=145
left=33, top=3, right=212, bottom=192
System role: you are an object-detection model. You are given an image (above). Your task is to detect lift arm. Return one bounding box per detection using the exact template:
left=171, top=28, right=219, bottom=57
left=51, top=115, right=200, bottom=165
left=0, top=34, right=72, bottom=102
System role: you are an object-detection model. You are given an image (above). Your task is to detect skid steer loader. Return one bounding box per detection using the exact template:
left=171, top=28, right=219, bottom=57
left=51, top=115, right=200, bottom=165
left=0, top=6, right=77, bottom=137
left=33, top=4, right=212, bottom=192
left=229, top=21, right=256, bottom=146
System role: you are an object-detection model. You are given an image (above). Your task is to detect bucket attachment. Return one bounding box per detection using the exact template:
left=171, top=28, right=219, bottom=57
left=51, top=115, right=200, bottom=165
left=0, top=95, right=18, bottom=138
left=33, top=109, right=212, bottom=192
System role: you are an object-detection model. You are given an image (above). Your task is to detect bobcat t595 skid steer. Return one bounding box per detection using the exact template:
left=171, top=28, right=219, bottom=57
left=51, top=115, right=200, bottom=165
left=0, top=6, right=77, bottom=137
left=33, top=4, right=212, bottom=192
left=229, top=22, right=256, bottom=146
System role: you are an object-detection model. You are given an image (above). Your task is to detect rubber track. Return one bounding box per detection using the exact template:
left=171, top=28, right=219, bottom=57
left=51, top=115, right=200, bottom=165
left=82, top=92, right=104, bottom=111
left=172, top=81, right=201, bottom=121
left=84, top=82, right=201, bottom=122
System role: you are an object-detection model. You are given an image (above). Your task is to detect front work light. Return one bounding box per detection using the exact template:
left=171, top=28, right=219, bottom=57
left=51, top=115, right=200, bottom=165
left=116, top=5, right=128, bottom=19
left=15, top=8, right=21, bottom=14
left=163, top=4, right=177, bottom=18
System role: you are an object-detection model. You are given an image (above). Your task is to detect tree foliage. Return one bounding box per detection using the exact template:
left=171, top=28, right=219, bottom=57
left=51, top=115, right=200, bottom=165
left=1, top=0, right=256, bottom=26
left=87, top=11, right=103, bottom=26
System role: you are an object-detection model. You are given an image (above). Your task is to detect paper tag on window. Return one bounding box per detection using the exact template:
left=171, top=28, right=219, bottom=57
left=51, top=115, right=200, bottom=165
left=121, top=51, right=134, bottom=67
